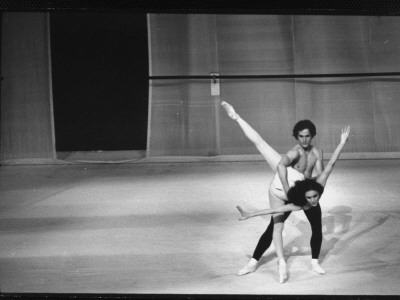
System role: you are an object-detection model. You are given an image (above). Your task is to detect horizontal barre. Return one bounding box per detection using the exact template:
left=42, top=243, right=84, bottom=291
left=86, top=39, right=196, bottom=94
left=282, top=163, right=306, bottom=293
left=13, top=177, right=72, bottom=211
left=150, top=72, right=400, bottom=80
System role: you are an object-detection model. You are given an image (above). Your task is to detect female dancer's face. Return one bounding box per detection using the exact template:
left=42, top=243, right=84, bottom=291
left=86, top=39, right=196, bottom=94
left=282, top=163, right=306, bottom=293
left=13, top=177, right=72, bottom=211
left=305, top=190, right=320, bottom=207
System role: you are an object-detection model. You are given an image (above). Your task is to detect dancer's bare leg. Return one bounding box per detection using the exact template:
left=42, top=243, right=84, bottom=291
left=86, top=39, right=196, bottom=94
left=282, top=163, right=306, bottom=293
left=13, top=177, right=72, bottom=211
left=221, top=101, right=282, bottom=172
left=269, top=189, right=288, bottom=283
left=222, top=100, right=288, bottom=281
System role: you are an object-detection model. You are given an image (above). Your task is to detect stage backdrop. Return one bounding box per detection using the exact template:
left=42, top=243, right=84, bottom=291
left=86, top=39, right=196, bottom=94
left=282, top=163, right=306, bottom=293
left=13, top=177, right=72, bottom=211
left=2, top=13, right=400, bottom=162
left=148, top=14, right=400, bottom=157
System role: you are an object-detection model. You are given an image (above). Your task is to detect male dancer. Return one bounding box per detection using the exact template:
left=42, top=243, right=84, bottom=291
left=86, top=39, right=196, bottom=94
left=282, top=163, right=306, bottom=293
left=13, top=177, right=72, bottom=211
left=221, top=101, right=326, bottom=283
left=267, top=120, right=326, bottom=278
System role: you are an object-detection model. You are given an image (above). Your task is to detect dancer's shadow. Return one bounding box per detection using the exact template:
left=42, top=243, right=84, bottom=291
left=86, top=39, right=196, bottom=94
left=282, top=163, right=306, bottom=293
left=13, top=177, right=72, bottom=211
left=319, top=206, right=389, bottom=262
left=284, top=205, right=389, bottom=263
left=252, top=205, right=389, bottom=268
left=318, top=205, right=353, bottom=261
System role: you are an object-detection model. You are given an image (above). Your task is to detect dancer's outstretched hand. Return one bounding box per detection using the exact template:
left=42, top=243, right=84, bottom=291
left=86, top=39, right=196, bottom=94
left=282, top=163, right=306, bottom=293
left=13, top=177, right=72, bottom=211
left=221, top=101, right=239, bottom=120
left=237, top=205, right=251, bottom=221
left=340, top=126, right=351, bottom=144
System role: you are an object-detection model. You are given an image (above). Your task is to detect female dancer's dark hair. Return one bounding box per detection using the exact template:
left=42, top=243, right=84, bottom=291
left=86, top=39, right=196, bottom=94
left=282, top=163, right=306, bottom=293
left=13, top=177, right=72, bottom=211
left=287, top=178, right=325, bottom=207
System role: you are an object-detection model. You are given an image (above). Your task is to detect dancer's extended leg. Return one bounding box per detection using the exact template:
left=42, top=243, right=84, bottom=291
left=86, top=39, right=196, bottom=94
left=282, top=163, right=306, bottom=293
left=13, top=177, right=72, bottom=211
left=237, top=191, right=291, bottom=282
left=237, top=216, right=274, bottom=276
left=222, top=100, right=290, bottom=282
left=252, top=217, right=275, bottom=261
left=221, top=101, right=282, bottom=171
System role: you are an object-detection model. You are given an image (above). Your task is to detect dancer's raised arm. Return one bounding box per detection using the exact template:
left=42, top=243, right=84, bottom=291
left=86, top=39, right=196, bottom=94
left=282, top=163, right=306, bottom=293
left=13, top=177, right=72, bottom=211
left=236, top=204, right=302, bottom=221
left=316, top=126, right=351, bottom=187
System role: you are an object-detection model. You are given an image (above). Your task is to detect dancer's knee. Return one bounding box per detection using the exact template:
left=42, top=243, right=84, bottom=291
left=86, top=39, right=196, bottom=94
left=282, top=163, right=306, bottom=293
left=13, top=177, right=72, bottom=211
left=273, top=221, right=284, bottom=234
left=272, top=213, right=285, bottom=224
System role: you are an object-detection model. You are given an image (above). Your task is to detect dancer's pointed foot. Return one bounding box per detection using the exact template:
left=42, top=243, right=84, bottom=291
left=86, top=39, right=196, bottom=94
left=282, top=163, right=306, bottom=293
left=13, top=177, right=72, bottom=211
left=311, top=259, right=326, bottom=275
left=278, top=259, right=288, bottom=283
left=221, top=101, right=239, bottom=120
left=237, top=258, right=258, bottom=276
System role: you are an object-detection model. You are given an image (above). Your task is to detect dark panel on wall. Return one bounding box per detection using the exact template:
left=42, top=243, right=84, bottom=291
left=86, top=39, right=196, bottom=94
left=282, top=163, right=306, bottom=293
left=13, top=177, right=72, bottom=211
left=50, top=12, right=148, bottom=151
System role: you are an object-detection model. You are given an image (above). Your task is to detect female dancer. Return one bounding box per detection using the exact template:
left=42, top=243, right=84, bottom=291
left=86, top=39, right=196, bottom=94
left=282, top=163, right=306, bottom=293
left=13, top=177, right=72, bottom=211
left=221, top=100, right=351, bottom=283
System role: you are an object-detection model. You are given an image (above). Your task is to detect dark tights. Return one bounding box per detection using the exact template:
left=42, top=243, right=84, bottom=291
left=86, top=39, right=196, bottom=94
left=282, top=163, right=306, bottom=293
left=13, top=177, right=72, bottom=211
left=253, top=203, right=322, bottom=260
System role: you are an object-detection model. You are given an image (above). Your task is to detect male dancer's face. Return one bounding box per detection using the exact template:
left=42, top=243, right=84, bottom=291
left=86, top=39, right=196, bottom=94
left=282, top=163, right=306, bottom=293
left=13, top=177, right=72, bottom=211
left=296, top=129, right=312, bottom=150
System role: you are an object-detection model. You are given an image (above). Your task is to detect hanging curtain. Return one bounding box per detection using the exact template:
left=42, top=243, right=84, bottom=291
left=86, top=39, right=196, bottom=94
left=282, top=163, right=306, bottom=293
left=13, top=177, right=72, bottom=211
left=1, top=13, right=56, bottom=163
left=147, top=14, right=400, bottom=157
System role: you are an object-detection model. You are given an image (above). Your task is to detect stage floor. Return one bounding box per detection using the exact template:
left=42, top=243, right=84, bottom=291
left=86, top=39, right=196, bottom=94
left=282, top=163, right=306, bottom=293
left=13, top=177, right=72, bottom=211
left=0, top=159, right=399, bottom=296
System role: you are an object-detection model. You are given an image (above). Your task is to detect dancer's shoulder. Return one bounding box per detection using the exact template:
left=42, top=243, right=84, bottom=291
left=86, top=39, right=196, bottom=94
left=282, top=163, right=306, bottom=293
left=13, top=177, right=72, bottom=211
left=280, top=146, right=301, bottom=165
left=288, top=145, right=302, bottom=157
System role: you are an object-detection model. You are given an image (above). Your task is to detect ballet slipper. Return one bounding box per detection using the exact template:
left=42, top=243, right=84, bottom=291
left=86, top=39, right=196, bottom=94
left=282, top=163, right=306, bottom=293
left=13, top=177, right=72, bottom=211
left=278, top=259, right=288, bottom=283
left=237, top=258, right=258, bottom=276
left=311, top=259, right=326, bottom=275
left=221, top=101, right=239, bottom=120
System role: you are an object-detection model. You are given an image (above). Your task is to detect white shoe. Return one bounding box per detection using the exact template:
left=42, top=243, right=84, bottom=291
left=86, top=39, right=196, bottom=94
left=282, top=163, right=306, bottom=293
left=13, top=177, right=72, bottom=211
left=278, top=259, right=288, bottom=283
left=311, top=260, right=326, bottom=275
left=221, top=101, right=239, bottom=120
left=237, top=258, right=258, bottom=276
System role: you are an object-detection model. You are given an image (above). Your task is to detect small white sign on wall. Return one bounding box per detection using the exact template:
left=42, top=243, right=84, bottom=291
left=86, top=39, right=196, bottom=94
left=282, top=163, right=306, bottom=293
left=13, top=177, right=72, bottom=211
left=210, top=73, right=220, bottom=96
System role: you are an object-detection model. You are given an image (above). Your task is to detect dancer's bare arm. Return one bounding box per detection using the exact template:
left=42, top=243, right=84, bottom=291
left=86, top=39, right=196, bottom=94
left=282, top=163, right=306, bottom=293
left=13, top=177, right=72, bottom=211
left=277, top=150, right=299, bottom=195
left=316, top=126, right=351, bottom=187
left=307, top=147, right=324, bottom=180
left=314, top=147, right=324, bottom=176
left=236, top=204, right=302, bottom=221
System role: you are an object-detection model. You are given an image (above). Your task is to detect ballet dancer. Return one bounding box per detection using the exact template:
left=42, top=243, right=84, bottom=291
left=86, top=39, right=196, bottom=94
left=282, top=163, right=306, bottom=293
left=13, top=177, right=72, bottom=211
left=221, top=100, right=350, bottom=283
